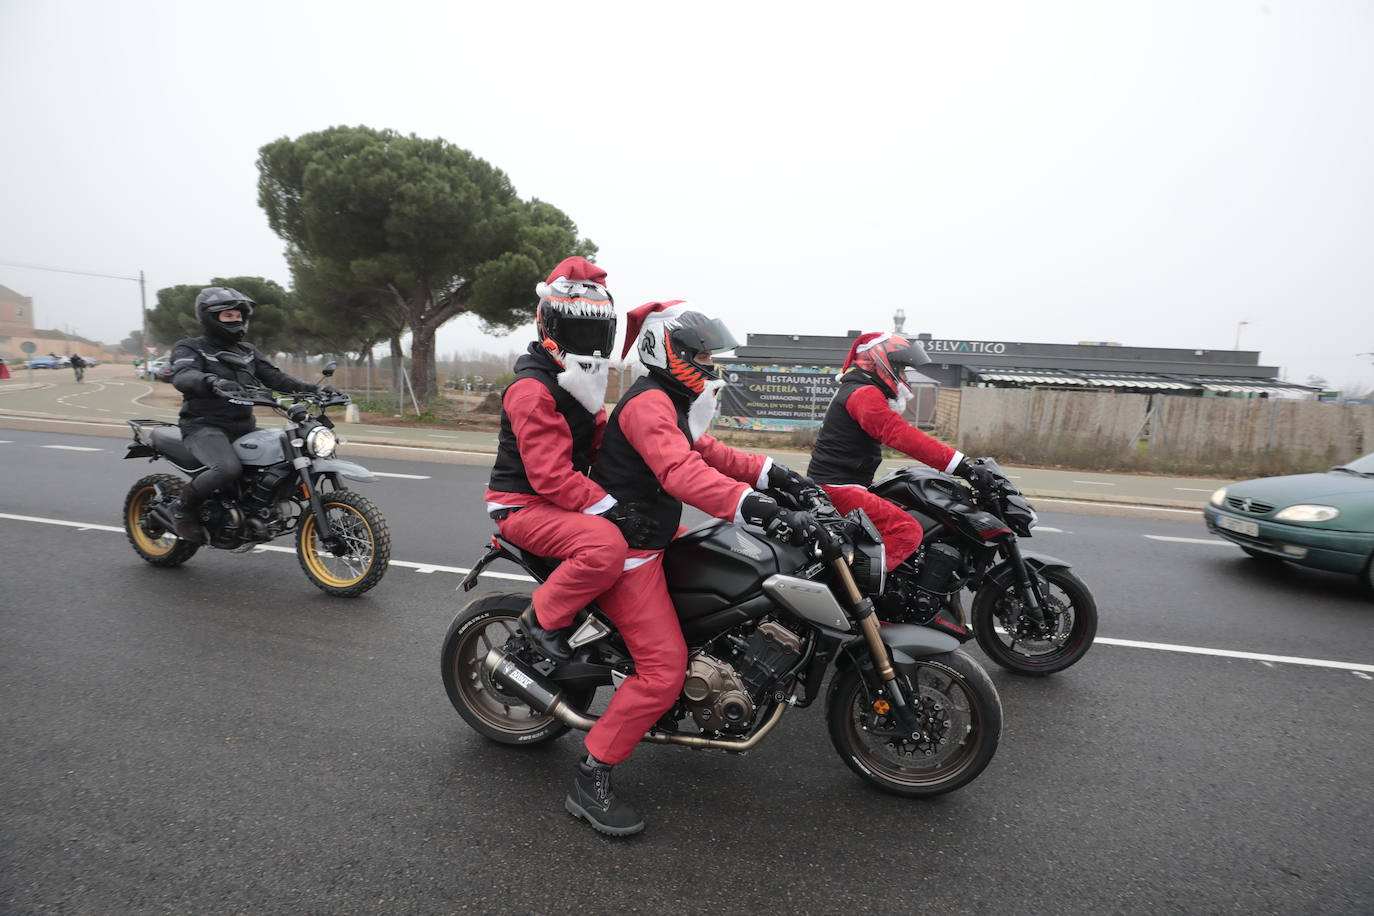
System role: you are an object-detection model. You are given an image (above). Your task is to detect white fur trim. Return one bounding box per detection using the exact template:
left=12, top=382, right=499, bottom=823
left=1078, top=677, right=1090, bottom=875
left=944, top=451, right=965, bottom=474
left=856, top=333, right=891, bottom=353
left=755, top=457, right=773, bottom=490
left=732, top=490, right=752, bottom=524
left=535, top=281, right=551, bottom=298
left=583, top=493, right=617, bottom=515
left=484, top=501, right=523, bottom=514
left=623, top=553, right=660, bottom=571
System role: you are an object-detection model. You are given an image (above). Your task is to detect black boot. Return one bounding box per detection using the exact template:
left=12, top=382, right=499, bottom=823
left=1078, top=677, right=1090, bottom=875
left=564, top=756, right=644, bottom=837
left=518, top=604, right=571, bottom=663
left=162, top=497, right=206, bottom=544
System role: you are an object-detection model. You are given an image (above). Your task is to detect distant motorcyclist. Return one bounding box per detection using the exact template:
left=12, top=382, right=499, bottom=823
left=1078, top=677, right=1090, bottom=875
left=572, top=301, right=818, bottom=837
left=69, top=353, right=87, bottom=382
left=482, top=256, right=635, bottom=664
left=154, top=287, right=319, bottom=542
left=807, top=332, right=997, bottom=574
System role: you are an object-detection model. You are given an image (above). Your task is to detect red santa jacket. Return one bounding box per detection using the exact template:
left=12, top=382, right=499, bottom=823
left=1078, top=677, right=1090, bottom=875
left=807, top=374, right=961, bottom=486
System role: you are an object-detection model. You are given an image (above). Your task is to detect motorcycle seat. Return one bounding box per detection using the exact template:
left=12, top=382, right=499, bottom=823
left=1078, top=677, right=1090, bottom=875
left=149, top=427, right=206, bottom=472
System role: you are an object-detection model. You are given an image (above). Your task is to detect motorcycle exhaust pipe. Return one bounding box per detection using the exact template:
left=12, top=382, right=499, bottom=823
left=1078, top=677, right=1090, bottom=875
left=483, top=646, right=597, bottom=730
left=482, top=646, right=792, bottom=751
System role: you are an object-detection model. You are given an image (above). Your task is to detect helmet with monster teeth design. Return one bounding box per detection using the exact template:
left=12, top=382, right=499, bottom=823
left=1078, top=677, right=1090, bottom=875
left=534, top=257, right=616, bottom=363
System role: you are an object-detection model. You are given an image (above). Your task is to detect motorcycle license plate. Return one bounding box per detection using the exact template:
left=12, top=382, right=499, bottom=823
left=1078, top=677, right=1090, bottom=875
left=1218, top=515, right=1259, bottom=537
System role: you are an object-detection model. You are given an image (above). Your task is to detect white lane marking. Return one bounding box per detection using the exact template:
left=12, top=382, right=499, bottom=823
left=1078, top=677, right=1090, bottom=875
left=1071, top=480, right=1116, bottom=486
left=0, top=414, right=144, bottom=429
left=0, top=512, right=124, bottom=533
left=371, top=472, right=432, bottom=480
left=430, top=435, right=462, bottom=439
left=1175, top=487, right=1218, bottom=493
left=0, top=511, right=534, bottom=582
left=1030, top=526, right=1065, bottom=533
left=1145, top=535, right=1230, bottom=546
left=343, top=441, right=494, bottom=458
left=1096, top=637, right=1374, bottom=674
left=40, top=445, right=102, bottom=452
left=1032, top=497, right=1200, bottom=515
left=0, top=440, right=11, bottom=444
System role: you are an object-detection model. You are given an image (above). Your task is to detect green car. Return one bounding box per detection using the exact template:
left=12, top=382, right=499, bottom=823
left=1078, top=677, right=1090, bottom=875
left=1204, top=452, right=1374, bottom=592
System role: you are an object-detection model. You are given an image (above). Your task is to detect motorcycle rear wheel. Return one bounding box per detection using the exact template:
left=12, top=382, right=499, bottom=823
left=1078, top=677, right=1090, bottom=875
left=972, top=567, right=1097, bottom=676
left=295, top=489, right=391, bottom=597
left=826, top=650, right=1001, bottom=798
left=441, top=593, right=589, bottom=746
left=123, top=473, right=200, bottom=567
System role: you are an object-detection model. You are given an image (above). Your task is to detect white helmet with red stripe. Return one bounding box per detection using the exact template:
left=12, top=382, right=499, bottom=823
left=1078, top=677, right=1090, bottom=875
left=622, top=301, right=739, bottom=397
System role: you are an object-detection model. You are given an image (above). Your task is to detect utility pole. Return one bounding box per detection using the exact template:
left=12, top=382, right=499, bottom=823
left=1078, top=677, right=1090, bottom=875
left=1234, top=320, right=1249, bottom=349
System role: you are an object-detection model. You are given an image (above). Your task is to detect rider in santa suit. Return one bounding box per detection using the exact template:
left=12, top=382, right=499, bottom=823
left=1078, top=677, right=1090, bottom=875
left=562, top=301, right=817, bottom=837
left=483, top=257, right=652, bottom=666
left=807, top=331, right=997, bottom=582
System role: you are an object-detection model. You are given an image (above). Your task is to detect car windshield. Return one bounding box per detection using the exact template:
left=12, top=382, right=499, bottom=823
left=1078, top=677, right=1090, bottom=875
left=1332, top=452, right=1374, bottom=475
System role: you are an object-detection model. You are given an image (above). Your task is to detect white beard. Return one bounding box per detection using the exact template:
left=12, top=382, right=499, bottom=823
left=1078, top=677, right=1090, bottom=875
left=888, top=383, right=912, bottom=414
left=556, top=355, right=610, bottom=414
left=689, top=379, right=726, bottom=441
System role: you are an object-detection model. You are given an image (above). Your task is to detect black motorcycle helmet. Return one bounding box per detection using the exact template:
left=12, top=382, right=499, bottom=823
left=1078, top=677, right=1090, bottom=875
left=195, top=287, right=255, bottom=343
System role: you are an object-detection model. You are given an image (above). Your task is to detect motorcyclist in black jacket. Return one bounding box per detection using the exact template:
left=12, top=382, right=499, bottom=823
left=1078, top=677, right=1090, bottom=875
left=154, top=287, right=322, bottom=542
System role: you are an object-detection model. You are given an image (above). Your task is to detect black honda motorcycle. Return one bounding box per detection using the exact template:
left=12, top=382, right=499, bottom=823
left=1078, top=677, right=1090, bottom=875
left=869, top=458, right=1097, bottom=676
left=120, top=367, right=391, bottom=597
left=442, top=492, right=1002, bottom=798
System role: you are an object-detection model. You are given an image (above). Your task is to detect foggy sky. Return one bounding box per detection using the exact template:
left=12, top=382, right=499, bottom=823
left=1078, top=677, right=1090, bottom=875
left=2, top=0, right=1371, bottom=389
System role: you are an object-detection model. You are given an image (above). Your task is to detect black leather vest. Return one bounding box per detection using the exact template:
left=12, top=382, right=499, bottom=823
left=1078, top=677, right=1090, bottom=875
left=806, top=373, right=885, bottom=486
left=590, top=375, right=693, bottom=549
left=488, top=346, right=598, bottom=496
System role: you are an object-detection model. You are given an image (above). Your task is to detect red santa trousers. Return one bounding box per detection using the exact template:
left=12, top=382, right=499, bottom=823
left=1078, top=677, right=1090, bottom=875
left=495, top=501, right=628, bottom=630
left=821, top=484, right=924, bottom=571
left=583, top=548, right=688, bottom=765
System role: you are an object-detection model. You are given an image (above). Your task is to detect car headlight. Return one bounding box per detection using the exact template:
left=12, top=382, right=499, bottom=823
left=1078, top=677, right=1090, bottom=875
left=1209, top=487, right=1228, bottom=507
left=305, top=427, right=338, bottom=458
left=1273, top=504, right=1339, bottom=522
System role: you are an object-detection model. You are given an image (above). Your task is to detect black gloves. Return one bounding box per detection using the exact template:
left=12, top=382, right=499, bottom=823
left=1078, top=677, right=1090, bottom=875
left=320, top=384, right=340, bottom=397
left=601, top=502, right=658, bottom=547
left=953, top=457, right=1000, bottom=491
left=211, top=377, right=249, bottom=400
left=766, top=462, right=815, bottom=499
left=741, top=493, right=822, bottom=546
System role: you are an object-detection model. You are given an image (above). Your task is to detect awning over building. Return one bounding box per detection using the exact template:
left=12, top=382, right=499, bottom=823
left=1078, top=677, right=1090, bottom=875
left=967, top=367, right=1318, bottom=396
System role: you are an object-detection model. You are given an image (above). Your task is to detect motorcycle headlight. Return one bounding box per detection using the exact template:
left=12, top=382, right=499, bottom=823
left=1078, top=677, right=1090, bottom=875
left=1273, top=504, right=1339, bottom=522
left=1209, top=487, right=1228, bottom=507
left=305, top=427, right=338, bottom=459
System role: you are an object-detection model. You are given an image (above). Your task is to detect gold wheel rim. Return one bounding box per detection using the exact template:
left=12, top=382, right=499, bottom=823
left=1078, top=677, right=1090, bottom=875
left=128, top=487, right=174, bottom=556
left=300, top=502, right=376, bottom=587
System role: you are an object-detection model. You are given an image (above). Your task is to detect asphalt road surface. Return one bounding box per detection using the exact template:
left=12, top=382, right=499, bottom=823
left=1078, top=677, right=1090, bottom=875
left=1, top=425, right=1370, bottom=915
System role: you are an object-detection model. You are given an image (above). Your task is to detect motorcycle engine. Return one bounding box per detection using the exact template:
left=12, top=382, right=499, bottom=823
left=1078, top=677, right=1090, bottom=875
left=682, top=622, right=804, bottom=734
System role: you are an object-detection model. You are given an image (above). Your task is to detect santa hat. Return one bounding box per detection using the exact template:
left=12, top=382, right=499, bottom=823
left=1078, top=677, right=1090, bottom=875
left=535, top=256, right=608, bottom=299
left=840, top=332, right=891, bottom=371
left=620, top=300, right=690, bottom=359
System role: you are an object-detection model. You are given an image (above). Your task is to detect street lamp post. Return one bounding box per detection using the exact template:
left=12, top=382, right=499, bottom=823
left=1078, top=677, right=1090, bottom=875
left=1234, top=320, right=1249, bottom=350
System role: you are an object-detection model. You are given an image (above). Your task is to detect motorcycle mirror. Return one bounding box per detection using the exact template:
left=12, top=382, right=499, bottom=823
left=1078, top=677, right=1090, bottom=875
left=321, top=361, right=337, bottom=378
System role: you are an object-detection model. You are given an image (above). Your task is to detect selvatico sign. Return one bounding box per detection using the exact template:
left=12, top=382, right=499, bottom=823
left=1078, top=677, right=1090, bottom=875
left=921, top=339, right=1009, bottom=355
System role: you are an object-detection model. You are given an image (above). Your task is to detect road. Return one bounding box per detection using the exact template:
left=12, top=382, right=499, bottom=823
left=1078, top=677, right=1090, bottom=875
left=1, top=424, right=1371, bottom=914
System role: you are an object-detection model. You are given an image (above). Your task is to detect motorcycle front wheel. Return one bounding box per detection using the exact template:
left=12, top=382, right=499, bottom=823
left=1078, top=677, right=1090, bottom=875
left=441, top=593, right=590, bottom=746
left=972, top=567, right=1097, bottom=676
left=826, top=649, right=1001, bottom=798
left=295, top=489, right=391, bottom=597
left=123, top=473, right=200, bottom=567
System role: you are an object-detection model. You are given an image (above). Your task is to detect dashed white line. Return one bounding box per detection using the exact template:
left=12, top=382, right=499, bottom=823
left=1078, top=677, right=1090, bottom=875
left=1175, top=487, right=1218, bottom=493
left=1032, top=497, right=1200, bottom=515
left=1030, top=526, right=1065, bottom=533
left=40, top=445, right=102, bottom=452
left=1071, top=480, right=1116, bottom=486
left=1095, top=637, right=1374, bottom=674
left=1144, top=534, right=1229, bottom=546
left=372, top=472, right=432, bottom=480
left=0, top=511, right=534, bottom=582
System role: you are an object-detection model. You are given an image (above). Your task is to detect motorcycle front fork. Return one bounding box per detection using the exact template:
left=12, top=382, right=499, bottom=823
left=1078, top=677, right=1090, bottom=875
left=999, top=538, right=1050, bottom=627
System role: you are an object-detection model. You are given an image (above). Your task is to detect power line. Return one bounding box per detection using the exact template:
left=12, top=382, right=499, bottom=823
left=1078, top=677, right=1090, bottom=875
left=0, top=258, right=139, bottom=282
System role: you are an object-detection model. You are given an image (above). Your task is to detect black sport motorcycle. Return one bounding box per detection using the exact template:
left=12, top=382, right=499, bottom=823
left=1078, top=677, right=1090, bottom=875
left=869, top=458, right=1097, bottom=675
left=442, top=492, right=1002, bottom=798
left=120, top=368, right=391, bottom=597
